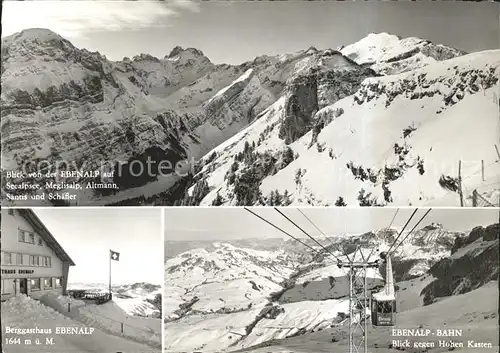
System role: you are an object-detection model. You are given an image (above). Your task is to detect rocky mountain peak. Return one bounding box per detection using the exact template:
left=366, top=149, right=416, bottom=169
left=305, top=46, right=319, bottom=54
left=167, top=45, right=206, bottom=59
left=132, top=53, right=161, bottom=62
left=2, top=28, right=74, bottom=51
left=5, top=28, right=64, bottom=42
left=421, top=222, right=444, bottom=231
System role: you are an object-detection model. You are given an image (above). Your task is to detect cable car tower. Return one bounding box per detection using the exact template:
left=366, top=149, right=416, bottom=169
left=338, top=251, right=379, bottom=353
left=243, top=207, right=432, bottom=353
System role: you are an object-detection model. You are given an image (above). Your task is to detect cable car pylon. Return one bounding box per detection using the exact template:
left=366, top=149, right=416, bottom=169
left=338, top=248, right=379, bottom=353
left=339, top=208, right=402, bottom=353
left=242, top=207, right=428, bottom=353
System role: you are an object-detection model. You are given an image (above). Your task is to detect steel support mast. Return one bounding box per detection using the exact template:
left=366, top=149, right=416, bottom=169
left=338, top=260, right=379, bottom=353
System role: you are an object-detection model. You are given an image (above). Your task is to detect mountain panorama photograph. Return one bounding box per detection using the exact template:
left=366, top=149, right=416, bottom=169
left=164, top=207, right=499, bottom=353
left=1, top=1, right=499, bottom=207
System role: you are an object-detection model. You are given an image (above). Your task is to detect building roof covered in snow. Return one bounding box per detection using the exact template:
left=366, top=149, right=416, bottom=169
left=18, top=209, right=76, bottom=266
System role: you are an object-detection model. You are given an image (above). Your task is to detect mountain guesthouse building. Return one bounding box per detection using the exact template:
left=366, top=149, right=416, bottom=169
left=1, top=209, right=75, bottom=301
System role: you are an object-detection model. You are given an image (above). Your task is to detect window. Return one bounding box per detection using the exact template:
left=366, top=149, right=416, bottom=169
left=34, top=256, right=40, bottom=266
left=2, top=252, right=12, bottom=265
left=1, top=279, right=14, bottom=294
left=18, top=230, right=25, bottom=242
left=29, top=255, right=35, bottom=266
left=43, top=278, right=52, bottom=289
left=55, top=278, right=62, bottom=288
left=38, top=237, right=43, bottom=246
left=377, top=301, right=394, bottom=314
left=31, top=278, right=41, bottom=291
left=42, top=257, right=51, bottom=267
left=18, top=230, right=36, bottom=244
left=16, top=253, right=23, bottom=265
left=48, top=257, right=52, bottom=267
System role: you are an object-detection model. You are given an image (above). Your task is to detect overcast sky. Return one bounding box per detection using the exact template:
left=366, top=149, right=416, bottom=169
left=164, top=207, right=499, bottom=241
left=35, top=208, right=163, bottom=285
left=2, top=1, right=498, bottom=64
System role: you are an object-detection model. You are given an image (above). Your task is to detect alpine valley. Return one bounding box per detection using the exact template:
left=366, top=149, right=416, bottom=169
left=164, top=222, right=499, bottom=353
left=1, top=29, right=499, bottom=206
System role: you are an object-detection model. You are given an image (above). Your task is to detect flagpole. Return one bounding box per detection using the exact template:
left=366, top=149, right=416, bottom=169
left=109, top=250, right=112, bottom=299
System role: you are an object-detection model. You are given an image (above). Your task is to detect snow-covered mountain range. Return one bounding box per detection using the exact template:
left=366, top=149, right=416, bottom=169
left=2, top=29, right=498, bottom=206
left=67, top=282, right=161, bottom=317
left=164, top=222, right=499, bottom=352
left=239, top=222, right=499, bottom=353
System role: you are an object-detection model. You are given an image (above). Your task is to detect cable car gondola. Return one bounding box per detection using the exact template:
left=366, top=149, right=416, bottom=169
left=371, top=252, right=396, bottom=326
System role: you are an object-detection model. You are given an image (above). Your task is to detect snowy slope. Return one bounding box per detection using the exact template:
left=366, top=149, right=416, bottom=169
left=190, top=49, right=500, bottom=207
left=240, top=223, right=499, bottom=353
left=165, top=243, right=298, bottom=319
left=276, top=224, right=459, bottom=303
left=67, top=282, right=161, bottom=318
left=2, top=29, right=497, bottom=207
left=340, top=32, right=466, bottom=74
left=38, top=292, right=161, bottom=348
left=241, top=283, right=498, bottom=353
left=1, top=29, right=268, bottom=206
left=164, top=299, right=361, bottom=353
left=164, top=223, right=468, bottom=352
left=1, top=294, right=160, bottom=352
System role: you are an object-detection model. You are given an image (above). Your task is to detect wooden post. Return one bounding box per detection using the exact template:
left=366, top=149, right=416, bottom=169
left=68, top=303, right=70, bottom=312
left=495, top=144, right=500, bottom=161
left=458, top=161, right=464, bottom=207
left=481, top=160, right=485, bottom=181
left=121, top=323, right=124, bottom=333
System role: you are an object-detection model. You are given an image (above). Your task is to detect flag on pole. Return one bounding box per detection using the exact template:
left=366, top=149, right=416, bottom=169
left=110, top=250, right=120, bottom=261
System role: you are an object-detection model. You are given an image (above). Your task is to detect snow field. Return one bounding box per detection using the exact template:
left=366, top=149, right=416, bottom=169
left=41, top=292, right=161, bottom=348
left=1, top=294, right=159, bottom=353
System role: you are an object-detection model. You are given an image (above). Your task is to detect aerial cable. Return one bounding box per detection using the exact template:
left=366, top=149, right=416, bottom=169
left=243, top=207, right=323, bottom=257
left=274, top=207, right=342, bottom=263
left=386, top=208, right=419, bottom=255
left=388, top=208, right=432, bottom=257
left=366, top=208, right=400, bottom=263
left=388, top=208, right=399, bottom=229
left=297, top=208, right=353, bottom=263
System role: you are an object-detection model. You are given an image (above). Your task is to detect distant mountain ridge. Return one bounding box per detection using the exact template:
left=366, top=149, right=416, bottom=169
left=165, top=222, right=464, bottom=318
left=68, top=282, right=161, bottom=317
left=164, top=222, right=498, bottom=352
left=2, top=29, right=498, bottom=206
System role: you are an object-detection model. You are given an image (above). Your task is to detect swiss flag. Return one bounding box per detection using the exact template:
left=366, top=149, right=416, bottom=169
left=110, top=250, right=120, bottom=261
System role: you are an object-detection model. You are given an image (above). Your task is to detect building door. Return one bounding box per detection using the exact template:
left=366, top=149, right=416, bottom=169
left=19, top=279, right=28, bottom=294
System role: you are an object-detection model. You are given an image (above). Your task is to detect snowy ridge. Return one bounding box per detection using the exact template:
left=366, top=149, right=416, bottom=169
left=1, top=29, right=256, bottom=205
left=341, top=32, right=466, bottom=74
left=208, top=68, right=254, bottom=103
left=191, top=49, right=500, bottom=207
left=67, top=282, right=161, bottom=318
left=2, top=29, right=498, bottom=207
left=164, top=223, right=463, bottom=352
left=239, top=223, right=499, bottom=353
left=165, top=243, right=298, bottom=319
